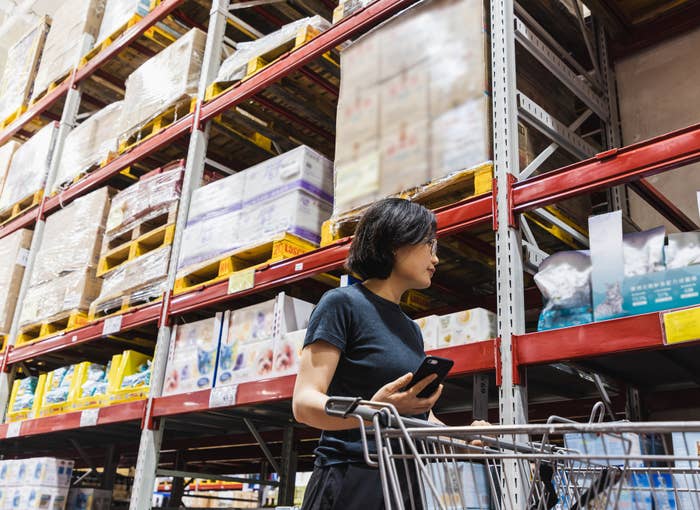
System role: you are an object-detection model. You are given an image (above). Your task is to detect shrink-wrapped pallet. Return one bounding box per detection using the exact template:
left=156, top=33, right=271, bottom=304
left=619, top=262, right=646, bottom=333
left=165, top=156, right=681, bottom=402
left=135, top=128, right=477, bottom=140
left=0, top=229, right=33, bottom=334
left=95, top=0, right=151, bottom=47
left=0, top=141, right=20, bottom=198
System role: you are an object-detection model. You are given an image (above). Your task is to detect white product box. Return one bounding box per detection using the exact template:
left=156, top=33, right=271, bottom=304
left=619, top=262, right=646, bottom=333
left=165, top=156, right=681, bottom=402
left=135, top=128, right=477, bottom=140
left=274, top=328, right=307, bottom=375
left=242, top=145, right=333, bottom=206
left=238, top=189, right=332, bottom=246
left=177, top=210, right=242, bottom=272
left=18, top=485, right=68, bottom=510
left=66, top=487, right=112, bottom=509
left=380, top=68, right=430, bottom=131
left=379, top=120, right=430, bottom=196
left=163, top=315, right=223, bottom=396
left=22, top=458, right=74, bottom=488
left=188, top=171, right=246, bottom=225
left=436, top=308, right=496, bottom=349
left=414, top=315, right=439, bottom=351
left=425, top=462, right=490, bottom=509
left=0, top=460, right=15, bottom=486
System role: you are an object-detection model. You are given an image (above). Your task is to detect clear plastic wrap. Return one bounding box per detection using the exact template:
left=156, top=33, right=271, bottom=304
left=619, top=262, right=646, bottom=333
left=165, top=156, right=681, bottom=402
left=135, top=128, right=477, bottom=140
left=52, top=101, right=123, bottom=191
left=665, top=232, right=700, bottom=269
left=79, top=363, right=108, bottom=399
left=163, top=316, right=221, bottom=396
left=177, top=210, right=242, bottom=273
left=41, top=365, right=75, bottom=408
left=0, top=229, right=32, bottom=333
left=0, top=122, right=57, bottom=213
left=95, top=0, right=149, bottom=47
left=121, top=360, right=151, bottom=389
left=31, top=0, right=106, bottom=100
left=333, top=0, right=490, bottom=219
left=9, top=376, right=37, bottom=415
left=0, top=18, right=49, bottom=123
left=0, top=141, right=20, bottom=196
left=91, top=245, right=170, bottom=316
left=119, top=28, right=206, bottom=138
left=534, top=250, right=593, bottom=331
left=623, top=226, right=666, bottom=276
left=214, top=16, right=330, bottom=84
left=104, top=161, right=183, bottom=243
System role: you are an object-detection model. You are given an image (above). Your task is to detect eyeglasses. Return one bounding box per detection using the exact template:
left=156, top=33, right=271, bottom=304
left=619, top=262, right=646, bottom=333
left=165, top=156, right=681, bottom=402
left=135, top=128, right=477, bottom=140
left=426, top=238, right=438, bottom=257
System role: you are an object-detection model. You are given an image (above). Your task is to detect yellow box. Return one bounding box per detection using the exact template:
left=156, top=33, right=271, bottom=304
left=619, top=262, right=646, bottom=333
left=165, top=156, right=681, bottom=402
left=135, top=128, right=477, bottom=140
left=71, top=361, right=110, bottom=411
left=38, top=365, right=80, bottom=417
left=108, top=350, right=152, bottom=404
left=6, top=374, right=45, bottom=422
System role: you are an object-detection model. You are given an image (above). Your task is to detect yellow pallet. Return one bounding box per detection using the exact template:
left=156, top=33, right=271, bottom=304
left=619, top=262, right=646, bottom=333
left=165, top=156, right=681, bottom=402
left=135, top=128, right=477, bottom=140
left=88, top=289, right=164, bottom=322
left=17, top=309, right=89, bottom=347
left=0, top=189, right=43, bottom=225
left=118, top=97, right=196, bottom=154
left=97, top=223, right=175, bottom=276
left=0, top=334, right=6, bottom=353
left=321, top=164, right=494, bottom=247
left=174, top=232, right=316, bottom=295
left=210, top=114, right=274, bottom=154
left=0, top=104, right=27, bottom=130
left=205, top=23, right=329, bottom=102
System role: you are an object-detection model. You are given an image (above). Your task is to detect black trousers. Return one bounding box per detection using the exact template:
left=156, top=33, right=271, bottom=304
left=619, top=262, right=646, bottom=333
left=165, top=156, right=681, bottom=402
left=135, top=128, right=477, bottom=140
left=301, top=463, right=424, bottom=510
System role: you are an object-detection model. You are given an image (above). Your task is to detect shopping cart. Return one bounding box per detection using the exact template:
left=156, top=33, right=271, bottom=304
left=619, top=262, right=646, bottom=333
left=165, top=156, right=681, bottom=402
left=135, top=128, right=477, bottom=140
left=325, top=396, right=700, bottom=510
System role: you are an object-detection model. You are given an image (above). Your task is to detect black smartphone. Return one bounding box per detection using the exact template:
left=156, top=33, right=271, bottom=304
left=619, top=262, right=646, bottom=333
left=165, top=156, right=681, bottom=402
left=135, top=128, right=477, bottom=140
left=406, top=355, right=454, bottom=398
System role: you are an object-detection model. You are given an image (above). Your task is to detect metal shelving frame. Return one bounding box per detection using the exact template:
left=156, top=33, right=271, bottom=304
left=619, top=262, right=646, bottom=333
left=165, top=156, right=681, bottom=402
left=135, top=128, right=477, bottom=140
left=0, top=0, right=697, bottom=507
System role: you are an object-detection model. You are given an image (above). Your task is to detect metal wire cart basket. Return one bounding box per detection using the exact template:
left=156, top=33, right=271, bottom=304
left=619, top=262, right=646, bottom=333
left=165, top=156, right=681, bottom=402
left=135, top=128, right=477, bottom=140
left=325, top=397, right=700, bottom=509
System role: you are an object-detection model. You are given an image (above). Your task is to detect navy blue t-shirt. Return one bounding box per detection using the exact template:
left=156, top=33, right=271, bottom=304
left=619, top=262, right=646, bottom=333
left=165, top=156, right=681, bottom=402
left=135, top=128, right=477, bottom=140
left=303, top=283, right=427, bottom=466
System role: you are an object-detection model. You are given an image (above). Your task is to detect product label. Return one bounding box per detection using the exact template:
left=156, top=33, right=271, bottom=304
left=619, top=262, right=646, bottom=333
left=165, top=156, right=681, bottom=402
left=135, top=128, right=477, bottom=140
left=5, top=421, right=21, bottom=438
left=16, top=249, right=29, bottom=267
left=209, top=385, right=237, bottom=409
left=80, top=408, right=100, bottom=427
left=662, top=306, right=700, bottom=345
left=228, top=269, right=255, bottom=295
left=102, top=315, right=123, bottom=336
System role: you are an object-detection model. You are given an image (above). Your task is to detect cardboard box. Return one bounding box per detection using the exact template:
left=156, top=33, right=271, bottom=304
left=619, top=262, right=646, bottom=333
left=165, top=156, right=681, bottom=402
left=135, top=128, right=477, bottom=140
left=339, top=33, right=381, bottom=92
left=436, top=308, right=496, bottom=348
left=163, top=315, right=222, bottom=396
left=379, top=68, right=429, bottom=131
left=67, top=487, right=112, bottom=510
left=16, top=485, right=69, bottom=509
left=623, top=264, right=700, bottom=315
left=0, top=141, right=20, bottom=198
left=414, top=315, right=439, bottom=351
left=0, top=229, right=32, bottom=333
left=335, top=87, right=380, bottom=158
left=274, top=328, right=306, bottom=375
left=32, top=0, right=106, bottom=100
left=188, top=171, right=245, bottom=225
left=380, top=120, right=430, bottom=196
left=333, top=146, right=380, bottom=214
left=177, top=210, right=242, bottom=273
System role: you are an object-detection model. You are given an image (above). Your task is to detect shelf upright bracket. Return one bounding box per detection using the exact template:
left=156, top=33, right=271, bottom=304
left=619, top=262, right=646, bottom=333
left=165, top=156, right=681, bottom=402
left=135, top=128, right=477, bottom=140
left=491, top=0, right=529, bottom=505
left=128, top=2, right=231, bottom=508
left=0, top=35, right=91, bottom=420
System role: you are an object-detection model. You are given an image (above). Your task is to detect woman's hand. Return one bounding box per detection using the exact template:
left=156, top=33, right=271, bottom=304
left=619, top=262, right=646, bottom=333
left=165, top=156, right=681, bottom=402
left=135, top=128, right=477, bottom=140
left=371, top=372, right=443, bottom=416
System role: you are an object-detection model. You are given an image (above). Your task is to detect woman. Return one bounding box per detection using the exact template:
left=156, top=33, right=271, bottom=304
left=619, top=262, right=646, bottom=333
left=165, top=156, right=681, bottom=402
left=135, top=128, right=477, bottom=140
left=292, top=198, right=445, bottom=509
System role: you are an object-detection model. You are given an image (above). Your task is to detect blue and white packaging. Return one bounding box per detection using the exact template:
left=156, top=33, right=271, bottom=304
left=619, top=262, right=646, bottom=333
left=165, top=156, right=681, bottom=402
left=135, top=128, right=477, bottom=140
left=425, top=462, right=490, bottom=509
left=672, top=432, right=700, bottom=509
left=590, top=211, right=626, bottom=321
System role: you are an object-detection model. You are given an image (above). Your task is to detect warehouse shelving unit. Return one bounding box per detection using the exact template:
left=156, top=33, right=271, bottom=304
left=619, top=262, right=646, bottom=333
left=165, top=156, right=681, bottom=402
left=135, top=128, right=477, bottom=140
left=0, top=0, right=698, bottom=507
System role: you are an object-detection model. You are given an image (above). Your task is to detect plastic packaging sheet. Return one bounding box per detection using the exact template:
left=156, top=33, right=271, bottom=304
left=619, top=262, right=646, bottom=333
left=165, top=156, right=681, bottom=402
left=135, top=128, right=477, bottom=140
left=0, top=18, right=49, bottom=122
left=20, top=188, right=111, bottom=325
left=666, top=232, right=700, bottom=269
left=0, top=229, right=32, bottom=333
left=0, top=123, right=57, bottom=213
left=105, top=162, right=183, bottom=243
left=91, top=245, right=170, bottom=316
left=0, top=141, right=20, bottom=197
left=31, top=0, right=106, bottom=100
left=623, top=226, right=666, bottom=276
left=214, top=16, right=330, bottom=84
left=53, top=101, right=123, bottom=191
left=333, top=0, right=490, bottom=218
left=79, top=363, right=108, bottom=399
left=119, top=28, right=206, bottom=139
left=9, top=376, right=37, bottom=415
left=95, top=0, right=150, bottom=47
left=42, top=365, right=75, bottom=407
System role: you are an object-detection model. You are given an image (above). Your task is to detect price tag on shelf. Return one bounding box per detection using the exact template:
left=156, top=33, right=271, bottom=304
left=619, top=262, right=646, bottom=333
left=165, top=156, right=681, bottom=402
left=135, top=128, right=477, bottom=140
left=295, top=262, right=304, bottom=272
left=662, top=307, right=700, bottom=345
left=209, top=385, right=237, bottom=409
left=16, top=248, right=29, bottom=267
left=5, top=421, right=21, bottom=438
left=228, top=269, right=255, bottom=295
left=102, top=315, right=123, bottom=336
left=80, top=408, right=100, bottom=428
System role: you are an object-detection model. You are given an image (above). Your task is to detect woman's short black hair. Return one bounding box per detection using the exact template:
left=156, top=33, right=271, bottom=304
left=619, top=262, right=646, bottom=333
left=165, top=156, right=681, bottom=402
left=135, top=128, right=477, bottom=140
left=346, top=198, right=437, bottom=280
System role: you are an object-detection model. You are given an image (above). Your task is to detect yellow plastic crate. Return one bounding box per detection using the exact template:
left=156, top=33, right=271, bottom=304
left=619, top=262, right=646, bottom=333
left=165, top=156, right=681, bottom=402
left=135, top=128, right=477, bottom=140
left=38, top=365, right=80, bottom=417
left=71, top=361, right=110, bottom=411
left=108, top=350, right=152, bottom=404
left=6, top=374, right=45, bottom=422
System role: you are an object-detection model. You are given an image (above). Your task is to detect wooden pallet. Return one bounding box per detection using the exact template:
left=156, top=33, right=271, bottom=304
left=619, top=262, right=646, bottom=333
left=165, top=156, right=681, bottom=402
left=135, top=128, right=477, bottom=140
left=17, top=309, right=89, bottom=346
left=88, top=287, right=164, bottom=322
left=118, top=97, right=196, bottom=154
left=30, top=70, right=72, bottom=106
left=103, top=205, right=178, bottom=253
left=321, top=164, right=494, bottom=246
left=0, top=190, right=44, bottom=226
left=0, top=104, right=27, bottom=130
left=205, top=23, right=329, bottom=102
left=79, top=8, right=178, bottom=68
left=97, top=223, right=175, bottom=277
left=174, top=232, right=316, bottom=295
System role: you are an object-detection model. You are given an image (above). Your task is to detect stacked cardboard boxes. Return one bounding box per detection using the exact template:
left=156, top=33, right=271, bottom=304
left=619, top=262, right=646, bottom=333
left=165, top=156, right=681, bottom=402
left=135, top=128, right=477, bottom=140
left=0, top=457, right=73, bottom=510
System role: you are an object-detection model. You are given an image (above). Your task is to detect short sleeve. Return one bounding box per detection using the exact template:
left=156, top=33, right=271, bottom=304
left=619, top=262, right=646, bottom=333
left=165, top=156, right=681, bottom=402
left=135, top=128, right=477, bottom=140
left=303, top=289, right=352, bottom=353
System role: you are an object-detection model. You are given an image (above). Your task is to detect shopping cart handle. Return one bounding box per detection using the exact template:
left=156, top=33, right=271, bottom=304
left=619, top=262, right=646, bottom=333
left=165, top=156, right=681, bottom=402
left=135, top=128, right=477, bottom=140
left=325, top=396, right=363, bottom=418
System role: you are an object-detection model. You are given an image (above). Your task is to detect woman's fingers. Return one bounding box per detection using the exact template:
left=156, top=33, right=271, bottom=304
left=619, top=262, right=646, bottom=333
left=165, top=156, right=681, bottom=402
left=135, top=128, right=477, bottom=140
left=384, top=372, right=413, bottom=393
left=406, top=373, right=438, bottom=395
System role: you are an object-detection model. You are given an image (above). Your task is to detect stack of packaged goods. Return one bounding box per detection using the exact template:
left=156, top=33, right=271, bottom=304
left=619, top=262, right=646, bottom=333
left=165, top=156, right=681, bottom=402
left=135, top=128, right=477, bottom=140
left=18, top=188, right=112, bottom=342
left=6, top=375, right=44, bottom=422
left=212, top=16, right=330, bottom=87
left=535, top=211, right=700, bottom=330
left=70, top=361, right=110, bottom=411
left=214, top=293, right=314, bottom=388
left=31, top=0, right=106, bottom=102
left=414, top=308, right=497, bottom=351
left=0, top=229, right=33, bottom=348
left=118, top=28, right=206, bottom=151
left=332, top=0, right=491, bottom=222
left=177, top=145, right=333, bottom=281
left=37, top=365, right=79, bottom=417
left=0, top=123, right=57, bottom=216
left=95, top=0, right=180, bottom=50
left=52, top=101, right=123, bottom=192
left=0, top=458, right=73, bottom=510
left=162, top=316, right=222, bottom=396
left=89, top=162, right=183, bottom=319
left=0, top=141, right=20, bottom=196
left=0, top=18, right=49, bottom=124
left=107, top=350, right=152, bottom=404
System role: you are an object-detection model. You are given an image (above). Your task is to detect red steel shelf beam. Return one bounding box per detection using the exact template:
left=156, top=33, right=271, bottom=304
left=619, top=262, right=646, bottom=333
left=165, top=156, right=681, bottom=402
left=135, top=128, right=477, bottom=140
left=0, top=0, right=187, bottom=146
left=152, top=341, right=496, bottom=418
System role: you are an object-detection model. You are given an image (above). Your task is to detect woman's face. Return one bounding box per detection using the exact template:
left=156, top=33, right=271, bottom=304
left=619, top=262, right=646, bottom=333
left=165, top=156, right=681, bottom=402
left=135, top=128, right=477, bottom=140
left=392, top=238, right=439, bottom=289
